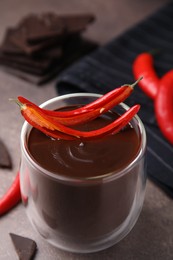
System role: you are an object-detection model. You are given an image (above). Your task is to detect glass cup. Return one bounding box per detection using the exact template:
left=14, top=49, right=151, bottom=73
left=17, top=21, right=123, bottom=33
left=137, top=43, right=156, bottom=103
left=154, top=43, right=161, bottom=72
left=19, top=93, right=147, bottom=253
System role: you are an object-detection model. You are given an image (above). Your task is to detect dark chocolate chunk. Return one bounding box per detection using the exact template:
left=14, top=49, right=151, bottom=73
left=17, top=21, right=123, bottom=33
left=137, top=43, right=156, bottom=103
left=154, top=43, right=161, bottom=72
left=18, top=13, right=95, bottom=44
left=9, top=12, right=94, bottom=55
left=0, top=13, right=97, bottom=84
left=58, top=14, right=95, bottom=34
left=9, top=27, right=63, bottom=55
left=0, top=28, right=63, bottom=59
left=0, top=28, right=25, bottom=55
left=38, top=45, right=63, bottom=59
left=0, top=49, right=62, bottom=69
left=10, top=233, right=37, bottom=260
left=0, top=140, right=12, bottom=169
left=0, top=37, right=98, bottom=85
left=18, top=13, right=65, bottom=44
left=0, top=52, right=57, bottom=75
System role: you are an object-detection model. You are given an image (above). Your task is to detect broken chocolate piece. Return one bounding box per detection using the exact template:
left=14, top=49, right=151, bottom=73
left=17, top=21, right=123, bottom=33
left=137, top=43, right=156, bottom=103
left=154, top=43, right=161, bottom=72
left=0, top=28, right=25, bottom=55
left=0, top=51, right=58, bottom=76
left=0, top=31, right=63, bottom=75
left=0, top=49, right=62, bottom=69
left=18, top=13, right=65, bottom=44
left=18, top=13, right=95, bottom=44
left=0, top=37, right=98, bottom=85
left=0, top=140, right=12, bottom=169
left=9, top=27, right=63, bottom=55
left=10, top=233, right=37, bottom=260
left=58, top=14, right=95, bottom=34
left=0, top=12, right=97, bottom=84
left=9, top=13, right=94, bottom=55
left=0, top=28, right=63, bottom=59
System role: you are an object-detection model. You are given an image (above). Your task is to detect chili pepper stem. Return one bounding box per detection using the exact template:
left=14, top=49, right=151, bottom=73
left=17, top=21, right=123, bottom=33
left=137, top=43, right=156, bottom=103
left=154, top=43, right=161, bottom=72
left=122, top=76, right=143, bottom=89
left=9, top=98, right=26, bottom=110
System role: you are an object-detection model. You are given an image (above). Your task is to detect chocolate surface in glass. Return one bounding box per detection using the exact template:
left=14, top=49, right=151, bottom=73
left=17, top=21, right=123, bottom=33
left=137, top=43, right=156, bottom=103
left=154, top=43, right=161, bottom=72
left=27, top=110, right=140, bottom=178
left=20, top=101, right=145, bottom=252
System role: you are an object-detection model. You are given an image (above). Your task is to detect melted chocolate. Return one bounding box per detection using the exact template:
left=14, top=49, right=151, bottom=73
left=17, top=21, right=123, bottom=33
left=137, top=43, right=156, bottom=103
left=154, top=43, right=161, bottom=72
left=28, top=111, right=140, bottom=178
left=24, top=109, right=141, bottom=248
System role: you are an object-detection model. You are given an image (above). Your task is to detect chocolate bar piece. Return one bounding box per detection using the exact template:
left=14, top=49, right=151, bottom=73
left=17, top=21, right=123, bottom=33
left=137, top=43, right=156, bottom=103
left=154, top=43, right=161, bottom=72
left=18, top=13, right=65, bottom=44
left=0, top=12, right=97, bottom=84
left=10, top=13, right=95, bottom=54
left=0, top=28, right=25, bottom=55
left=0, top=140, right=12, bottom=169
left=10, top=233, right=37, bottom=260
left=0, top=51, right=54, bottom=69
left=0, top=37, right=98, bottom=85
left=0, top=28, right=63, bottom=59
left=18, top=13, right=95, bottom=44
left=58, top=14, right=95, bottom=34
left=0, top=49, right=62, bottom=75
left=9, top=27, right=64, bottom=55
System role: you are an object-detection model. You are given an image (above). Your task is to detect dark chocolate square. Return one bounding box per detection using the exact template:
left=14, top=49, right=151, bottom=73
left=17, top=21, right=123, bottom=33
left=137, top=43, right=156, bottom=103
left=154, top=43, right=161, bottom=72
left=0, top=28, right=63, bottom=59
left=10, top=233, right=37, bottom=260
left=0, top=28, right=25, bottom=55
left=0, top=37, right=98, bottom=85
left=18, top=13, right=95, bottom=44
left=9, top=27, right=64, bottom=55
left=18, top=13, right=65, bottom=44
left=0, top=49, right=62, bottom=75
left=0, top=140, right=12, bottom=169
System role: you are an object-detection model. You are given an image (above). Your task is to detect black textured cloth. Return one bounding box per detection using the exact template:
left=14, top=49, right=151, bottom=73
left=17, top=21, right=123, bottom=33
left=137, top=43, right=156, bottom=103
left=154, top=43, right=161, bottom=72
left=56, top=2, right=173, bottom=197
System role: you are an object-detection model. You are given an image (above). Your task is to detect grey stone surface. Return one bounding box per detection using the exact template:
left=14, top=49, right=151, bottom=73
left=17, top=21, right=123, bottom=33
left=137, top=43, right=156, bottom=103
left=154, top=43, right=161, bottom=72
left=0, top=0, right=172, bottom=259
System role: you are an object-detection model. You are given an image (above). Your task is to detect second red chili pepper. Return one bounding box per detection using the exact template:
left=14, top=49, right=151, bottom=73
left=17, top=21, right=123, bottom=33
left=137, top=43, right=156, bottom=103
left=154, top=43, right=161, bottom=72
left=155, top=69, right=173, bottom=144
left=133, top=52, right=160, bottom=100
left=0, top=172, right=21, bottom=216
left=133, top=52, right=173, bottom=144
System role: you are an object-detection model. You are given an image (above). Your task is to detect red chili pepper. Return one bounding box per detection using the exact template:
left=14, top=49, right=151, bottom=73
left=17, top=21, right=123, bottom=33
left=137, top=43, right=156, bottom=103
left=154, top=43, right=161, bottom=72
left=18, top=77, right=142, bottom=121
left=18, top=85, right=133, bottom=127
left=0, top=172, right=21, bottom=216
left=15, top=99, right=140, bottom=140
left=18, top=96, right=93, bottom=118
left=133, top=52, right=160, bottom=99
left=155, top=70, right=173, bottom=144
left=17, top=78, right=142, bottom=126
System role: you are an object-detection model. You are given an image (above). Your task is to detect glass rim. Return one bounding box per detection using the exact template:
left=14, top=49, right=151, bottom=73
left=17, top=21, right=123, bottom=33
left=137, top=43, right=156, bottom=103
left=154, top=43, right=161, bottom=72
left=20, top=93, right=147, bottom=184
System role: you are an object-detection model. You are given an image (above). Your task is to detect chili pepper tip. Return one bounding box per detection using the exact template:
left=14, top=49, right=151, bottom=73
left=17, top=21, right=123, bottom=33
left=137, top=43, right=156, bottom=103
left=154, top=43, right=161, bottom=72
left=131, top=76, right=143, bottom=88
left=9, top=98, right=25, bottom=109
left=122, top=76, right=143, bottom=89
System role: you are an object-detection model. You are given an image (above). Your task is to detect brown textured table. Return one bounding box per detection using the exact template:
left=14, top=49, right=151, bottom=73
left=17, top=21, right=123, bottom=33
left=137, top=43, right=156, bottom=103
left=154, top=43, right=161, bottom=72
left=0, top=1, right=173, bottom=259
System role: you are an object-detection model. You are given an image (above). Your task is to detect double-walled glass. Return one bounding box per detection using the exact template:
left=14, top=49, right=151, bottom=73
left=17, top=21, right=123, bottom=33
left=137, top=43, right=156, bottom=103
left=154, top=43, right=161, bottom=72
left=20, top=93, right=147, bottom=253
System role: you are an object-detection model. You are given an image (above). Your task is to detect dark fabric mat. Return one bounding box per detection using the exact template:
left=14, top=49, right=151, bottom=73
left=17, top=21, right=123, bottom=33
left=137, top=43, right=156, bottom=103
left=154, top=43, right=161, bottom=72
left=56, top=1, right=173, bottom=198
